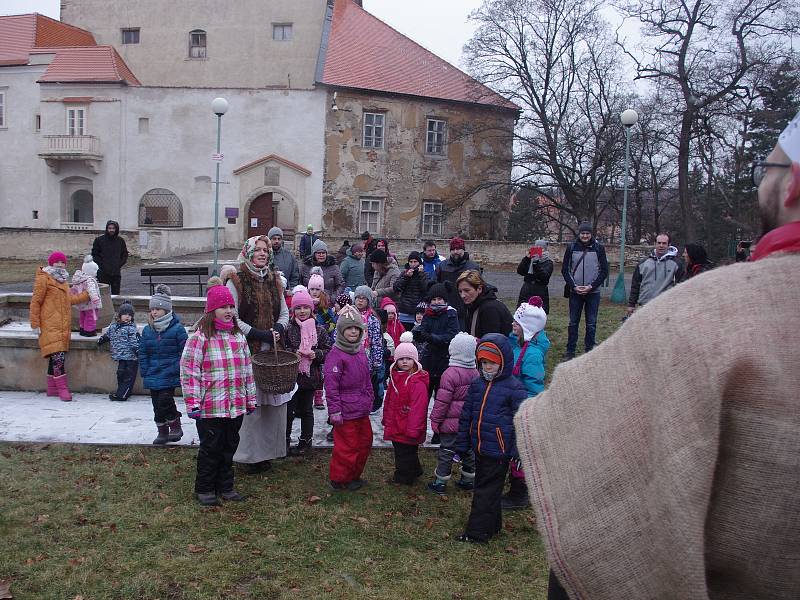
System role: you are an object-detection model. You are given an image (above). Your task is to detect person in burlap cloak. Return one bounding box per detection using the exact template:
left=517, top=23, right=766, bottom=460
left=226, top=235, right=292, bottom=474
left=514, top=113, right=800, bottom=600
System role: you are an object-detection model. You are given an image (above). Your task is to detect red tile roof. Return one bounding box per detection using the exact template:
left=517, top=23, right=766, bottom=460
left=37, top=46, right=141, bottom=86
left=0, top=13, right=95, bottom=66
left=320, top=0, right=518, bottom=112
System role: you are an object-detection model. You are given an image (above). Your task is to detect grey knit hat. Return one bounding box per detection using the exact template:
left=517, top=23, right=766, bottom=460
left=311, top=239, right=328, bottom=254
left=354, top=285, right=372, bottom=300
left=267, top=226, right=283, bottom=239
left=449, top=332, right=477, bottom=369
left=534, top=239, right=548, bottom=248
left=118, top=299, right=135, bottom=318
left=578, top=222, right=593, bottom=233
left=149, top=284, right=173, bottom=311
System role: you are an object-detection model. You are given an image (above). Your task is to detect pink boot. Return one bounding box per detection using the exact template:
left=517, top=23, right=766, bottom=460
left=52, top=374, right=72, bottom=402
left=46, top=375, right=58, bottom=397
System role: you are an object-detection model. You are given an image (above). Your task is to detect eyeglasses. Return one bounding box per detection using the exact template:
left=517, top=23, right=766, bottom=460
left=751, top=161, right=791, bottom=187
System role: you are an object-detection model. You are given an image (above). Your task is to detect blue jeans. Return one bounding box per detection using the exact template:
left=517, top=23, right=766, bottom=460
left=567, top=292, right=601, bottom=355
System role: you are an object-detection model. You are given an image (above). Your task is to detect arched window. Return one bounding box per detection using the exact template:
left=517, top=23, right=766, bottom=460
left=139, top=188, right=183, bottom=227
left=189, top=29, right=207, bottom=58
left=60, top=176, right=93, bottom=224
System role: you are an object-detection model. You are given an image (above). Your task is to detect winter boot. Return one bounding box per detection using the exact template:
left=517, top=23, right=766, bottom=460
left=220, top=490, right=246, bottom=502
left=52, top=374, right=73, bottom=402
left=290, top=437, right=312, bottom=456
left=167, top=417, right=183, bottom=442
left=427, top=477, right=448, bottom=495
left=502, top=476, right=531, bottom=510
left=152, top=424, right=170, bottom=445
left=46, top=375, right=58, bottom=397
left=455, top=470, right=475, bottom=491
left=313, top=389, right=325, bottom=410
left=196, top=492, right=221, bottom=507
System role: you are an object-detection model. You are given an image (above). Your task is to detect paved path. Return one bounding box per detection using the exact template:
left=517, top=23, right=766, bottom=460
left=0, top=390, right=421, bottom=449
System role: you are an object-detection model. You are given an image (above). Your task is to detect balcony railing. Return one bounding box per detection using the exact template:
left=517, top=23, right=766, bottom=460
left=40, top=135, right=102, bottom=157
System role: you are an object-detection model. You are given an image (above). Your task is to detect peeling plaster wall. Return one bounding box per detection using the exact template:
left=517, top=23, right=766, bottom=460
left=322, top=90, right=515, bottom=239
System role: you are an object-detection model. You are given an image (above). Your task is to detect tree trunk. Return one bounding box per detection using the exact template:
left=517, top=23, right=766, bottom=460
left=677, top=111, right=696, bottom=240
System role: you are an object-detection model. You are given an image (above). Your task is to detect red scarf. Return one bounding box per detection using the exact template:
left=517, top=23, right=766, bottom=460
left=751, top=221, right=800, bottom=261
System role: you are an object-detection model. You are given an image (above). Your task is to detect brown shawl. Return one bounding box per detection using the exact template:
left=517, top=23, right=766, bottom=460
left=229, top=268, right=283, bottom=352
left=515, top=254, right=800, bottom=599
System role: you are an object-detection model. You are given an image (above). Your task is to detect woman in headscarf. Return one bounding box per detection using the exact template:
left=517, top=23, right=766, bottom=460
left=226, top=236, right=292, bottom=474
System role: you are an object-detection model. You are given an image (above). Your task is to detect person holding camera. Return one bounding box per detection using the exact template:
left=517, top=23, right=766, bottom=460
left=516, top=240, right=554, bottom=313
left=394, top=251, right=429, bottom=329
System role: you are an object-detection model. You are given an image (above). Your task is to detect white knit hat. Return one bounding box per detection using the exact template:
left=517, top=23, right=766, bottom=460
left=82, top=254, right=99, bottom=278
left=399, top=331, right=414, bottom=344
left=449, top=332, right=477, bottom=369
left=778, top=110, right=800, bottom=162
left=513, top=296, right=547, bottom=342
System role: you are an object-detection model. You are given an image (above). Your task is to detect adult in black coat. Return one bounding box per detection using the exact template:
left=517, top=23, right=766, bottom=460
left=364, top=237, right=389, bottom=288
left=457, top=270, right=513, bottom=338
left=393, top=251, right=429, bottom=329
left=516, top=240, right=554, bottom=313
left=91, top=220, right=128, bottom=294
left=435, top=237, right=480, bottom=327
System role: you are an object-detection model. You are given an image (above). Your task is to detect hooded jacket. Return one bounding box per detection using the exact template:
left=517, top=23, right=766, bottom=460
left=382, top=363, right=430, bottom=445
left=324, top=346, right=374, bottom=421
left=414, top=305, right=461, bottom=377
left=91, top=220, right=128, bottom=277
left=340, top=247, right=367, bottom=289
left=464, top=285, right=514, bottom=339
left=300, top=254, right=345, bottom=299
left=98, top=320, right=140, bottom=361
left=139, top=313, right=188, bottom=390
left=421, top=251, right=443, bottom=281
left=29, top=267, right=90, bottom=357
left=456, top=334, right=528, bottom=459
left=435, top=252, right=480, bottom=321
left=628, top=246, right=684, bottom=306
left=393, top=262, right=429, bottom=314
left=430, top=364, right=479, bottom=434
left=561, top=238, right=608, bottom=293
left=509, top=331, right=551, bottom=397
left=71, top=269, right=102, bottom=311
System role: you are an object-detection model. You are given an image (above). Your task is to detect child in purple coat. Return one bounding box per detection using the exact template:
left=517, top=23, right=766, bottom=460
left=427, top=332, right=479, bottom=494
left=324, top=305, right=374, bottom=491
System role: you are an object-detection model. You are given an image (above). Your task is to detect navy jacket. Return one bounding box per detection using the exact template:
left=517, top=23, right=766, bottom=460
left=456, top=334, right=528, bottom=460
left=413, top=306, right=460, bottom=378
left=139, top=314, right=187, bottom=390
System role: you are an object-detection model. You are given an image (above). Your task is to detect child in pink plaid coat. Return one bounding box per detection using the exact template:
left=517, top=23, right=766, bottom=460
left=180, top=279, right=257, bottom=507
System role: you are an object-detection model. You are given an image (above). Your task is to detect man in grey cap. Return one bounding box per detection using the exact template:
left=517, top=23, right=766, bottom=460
left=268, top=226, right=300, bottom=291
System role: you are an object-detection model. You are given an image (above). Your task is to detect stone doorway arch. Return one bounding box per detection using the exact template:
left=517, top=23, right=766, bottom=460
left=243, top=186, right=299, bottom=246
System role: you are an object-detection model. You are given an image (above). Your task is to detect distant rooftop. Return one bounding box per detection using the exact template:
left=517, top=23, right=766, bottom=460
left=0, top=13, right=95, bottom=66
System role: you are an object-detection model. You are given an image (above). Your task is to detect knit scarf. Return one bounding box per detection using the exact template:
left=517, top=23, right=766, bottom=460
left=214, top=318, right=234, bottom=331
left=335, top=332, right=363, bottom=354
left=751, top=220, right=800, bottom=261
left=152, top=312, right=173, bottom=333
left=512, top=335, right=538, bottom=377
left=43, top=266, right=68, bottom=283
left=425, top=303, right=448, bottom=317
left=296, top=316, right=317, bottom=376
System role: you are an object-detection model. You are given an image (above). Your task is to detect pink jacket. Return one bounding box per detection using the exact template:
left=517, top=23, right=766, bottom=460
left=382, top=365, right=430, bottom=445
left=430, top=365, right=478, bottom=434
left=71, top=270, right=102, bottom=311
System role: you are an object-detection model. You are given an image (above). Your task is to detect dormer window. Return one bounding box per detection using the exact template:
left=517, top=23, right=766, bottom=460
left=189, top=30, right=207, bottom=58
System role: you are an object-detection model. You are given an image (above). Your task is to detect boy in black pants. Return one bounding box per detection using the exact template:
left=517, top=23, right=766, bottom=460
left=455, top=334, right=528, bottom=543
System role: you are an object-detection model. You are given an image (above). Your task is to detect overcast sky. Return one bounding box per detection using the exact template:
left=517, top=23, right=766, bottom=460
left=2, top=0, right=485, bottom=69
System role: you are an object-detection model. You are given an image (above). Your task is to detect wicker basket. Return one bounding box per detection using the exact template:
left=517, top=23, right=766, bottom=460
left=251, top=345, right=300, bottom=394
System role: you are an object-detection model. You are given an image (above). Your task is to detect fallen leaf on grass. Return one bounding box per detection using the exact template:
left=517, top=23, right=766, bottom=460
left=354, top=517, right=369, bottom=525
left=526, top=514, right=537, bottom=525
left=68, top=557, right=86, bottom=566
left=187, top=544, right=207, bottom=554
left=307, top=495, right=322, bottom=504
left=24, top=553, right=48, bottom=566
left=0, top=578, right=12, bottom=599
left=424, top=518, right=434, bottom=530
left=163, top=506, right=173, bottom=513
left=505, top=546, right=520, bottom=555
left=33, top=514, right=49, bottom=524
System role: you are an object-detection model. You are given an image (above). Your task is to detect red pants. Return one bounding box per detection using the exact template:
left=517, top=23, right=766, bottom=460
left=329, top=416, right=372, bottom=484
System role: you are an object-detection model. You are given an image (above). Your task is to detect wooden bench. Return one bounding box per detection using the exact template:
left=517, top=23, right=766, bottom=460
left=140, top=266, right=209, bottom=297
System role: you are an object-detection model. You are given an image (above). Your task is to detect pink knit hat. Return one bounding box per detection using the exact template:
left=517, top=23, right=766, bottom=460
left=48, top=251, right=67, bottom=266
left=393, top=342, right=419, bottom=363
left=308, top=273, right=325, bottom=291
left=291, top=289, right=314, bottom=309
left=205, top=285, right=235, bottom=313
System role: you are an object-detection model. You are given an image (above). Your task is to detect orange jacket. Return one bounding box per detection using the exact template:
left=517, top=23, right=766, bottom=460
left=29, top=268, right=89, bottom=357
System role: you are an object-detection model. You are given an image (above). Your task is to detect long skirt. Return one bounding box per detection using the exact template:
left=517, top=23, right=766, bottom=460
left=233, top=390, right=291, bottom=463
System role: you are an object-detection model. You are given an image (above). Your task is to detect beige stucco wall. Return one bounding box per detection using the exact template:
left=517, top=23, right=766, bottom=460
left=322, top=90, right=516, bottom=240
left=60, top=0, right=327, bottom=89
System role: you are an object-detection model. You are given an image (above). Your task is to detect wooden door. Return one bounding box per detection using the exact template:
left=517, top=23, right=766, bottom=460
left=247, top=193, right=273, bottom=238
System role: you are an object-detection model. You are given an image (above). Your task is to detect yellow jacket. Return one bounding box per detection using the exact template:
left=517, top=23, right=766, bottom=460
left=29, top=268, right=89, bottom=357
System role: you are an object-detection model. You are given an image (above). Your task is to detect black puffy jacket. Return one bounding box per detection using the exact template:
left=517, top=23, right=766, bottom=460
left=516, top=255, right=554, bottom=313
left=393, top=265, right=429, bottom=315
left=464, top=285, right=513, bottom=338
left=91, top=220, right=129, bottom=277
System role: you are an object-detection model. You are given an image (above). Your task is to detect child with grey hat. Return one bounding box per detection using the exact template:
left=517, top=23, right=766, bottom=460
left=139, top=285, right=188, bottom=444
left=98, top=300, right=140, bottom=400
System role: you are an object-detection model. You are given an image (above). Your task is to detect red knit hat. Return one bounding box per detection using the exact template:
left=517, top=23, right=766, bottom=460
left=449, top=237, right=465, bottom=251
left=205, top=285, right=235, bottom=313
left=48, top=251, right=67, bottom=266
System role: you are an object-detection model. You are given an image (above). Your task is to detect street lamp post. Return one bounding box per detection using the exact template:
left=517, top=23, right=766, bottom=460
left=211, top=97, right=229, bottom=277
left=610, top=109, right=639, bottom=304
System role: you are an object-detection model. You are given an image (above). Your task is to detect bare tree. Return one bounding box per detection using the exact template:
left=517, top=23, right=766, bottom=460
left=464, top=0, right=631, bottom=235
left=616, top=0, right=799, bottom=239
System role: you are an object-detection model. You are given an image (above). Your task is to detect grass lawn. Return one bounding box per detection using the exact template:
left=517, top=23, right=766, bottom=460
left=0, top=296, right=624, bottom=599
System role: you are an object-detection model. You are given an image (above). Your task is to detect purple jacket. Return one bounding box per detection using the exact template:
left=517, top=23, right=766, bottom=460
left=324, top=346, right=373, bottom=421
left=430, top=365, right=478, bottom=434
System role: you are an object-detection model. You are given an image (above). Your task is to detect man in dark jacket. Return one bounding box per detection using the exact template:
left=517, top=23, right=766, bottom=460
left=421, top=240, right=443, bottom=281
left=436, top=237, right=480, bottom=327
left=561, top=222, right=608, bottom=360
left=92, top=220, right=128, bottom=294
left=298, top=224, right=319, bottom=261
left=268, top=226, right=300, bottom=292
left=627, top=233, right=684, bottom=316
